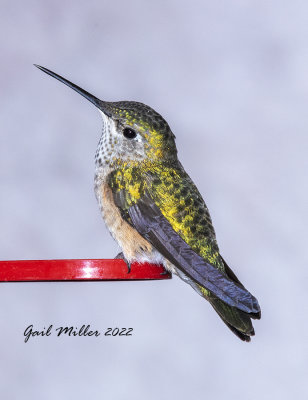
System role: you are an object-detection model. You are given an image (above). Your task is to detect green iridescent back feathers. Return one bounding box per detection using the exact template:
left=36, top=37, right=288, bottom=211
left=109, top=163, right=221, bottom=269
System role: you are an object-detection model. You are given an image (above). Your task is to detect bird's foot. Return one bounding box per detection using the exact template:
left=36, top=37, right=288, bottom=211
left=160, top=268, right=169, bottom=276
left=114, top=252, right=131, bottom=274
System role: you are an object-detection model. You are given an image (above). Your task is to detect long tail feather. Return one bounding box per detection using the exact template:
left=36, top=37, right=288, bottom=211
left=174, top=267, right=258, bottom=341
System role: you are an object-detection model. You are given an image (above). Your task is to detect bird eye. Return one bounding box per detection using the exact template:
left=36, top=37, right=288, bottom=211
left=123, top=127, right=137, bottom=139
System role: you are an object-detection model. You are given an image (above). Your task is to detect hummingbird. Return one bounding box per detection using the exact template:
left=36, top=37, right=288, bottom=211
left=35, top=65, right=261, bottom=341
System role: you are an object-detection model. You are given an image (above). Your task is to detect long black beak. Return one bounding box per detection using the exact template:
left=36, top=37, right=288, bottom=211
left=34, top=65, right=111, bottom=116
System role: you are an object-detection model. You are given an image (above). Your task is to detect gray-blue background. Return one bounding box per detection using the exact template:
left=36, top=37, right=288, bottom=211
left=0, top=1, right=307, bottom=399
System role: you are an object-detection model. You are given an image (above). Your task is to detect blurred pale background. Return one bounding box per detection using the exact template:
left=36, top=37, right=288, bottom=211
left=0, top=1, right=307, bottom=399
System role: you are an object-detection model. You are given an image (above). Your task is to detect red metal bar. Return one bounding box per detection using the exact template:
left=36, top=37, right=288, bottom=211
left=0, top=259, right=171, bottom=282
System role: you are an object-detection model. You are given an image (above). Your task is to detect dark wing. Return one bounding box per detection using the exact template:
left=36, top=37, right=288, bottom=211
left=127, top=192, right=260, bottom=314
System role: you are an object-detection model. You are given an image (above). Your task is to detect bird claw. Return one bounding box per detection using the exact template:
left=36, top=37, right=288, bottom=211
left=114, top=252, right=131, bottom=274
left=160, top=269, right=169, bottom=276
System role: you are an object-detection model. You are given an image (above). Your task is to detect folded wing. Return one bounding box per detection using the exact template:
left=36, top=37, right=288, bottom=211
left=128, top=192, right=260, bottom=315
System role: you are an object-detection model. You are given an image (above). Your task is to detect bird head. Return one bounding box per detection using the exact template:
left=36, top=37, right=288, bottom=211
left=35, top=65, right=178, bottom=169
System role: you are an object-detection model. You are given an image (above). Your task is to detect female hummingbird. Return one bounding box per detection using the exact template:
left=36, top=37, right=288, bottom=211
left=35, top=65, right=261, bottom=341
